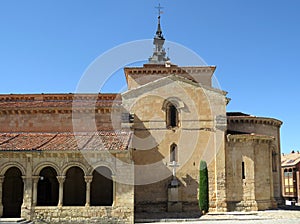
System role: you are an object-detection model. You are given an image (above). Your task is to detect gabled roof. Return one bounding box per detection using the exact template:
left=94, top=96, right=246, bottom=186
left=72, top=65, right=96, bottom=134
left=0, top=131, right=132, bottom=151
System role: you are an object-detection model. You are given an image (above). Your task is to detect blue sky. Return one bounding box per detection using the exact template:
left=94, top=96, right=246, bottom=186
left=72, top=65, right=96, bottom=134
left=0, top=0, right=299, bottom=153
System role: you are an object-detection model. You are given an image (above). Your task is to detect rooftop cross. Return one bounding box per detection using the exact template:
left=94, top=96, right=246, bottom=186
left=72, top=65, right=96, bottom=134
left=155, top=3, right=164, bottom=18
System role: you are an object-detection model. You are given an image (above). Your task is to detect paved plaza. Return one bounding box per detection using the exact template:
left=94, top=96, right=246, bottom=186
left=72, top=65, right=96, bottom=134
left=136, top=210, right=300, bottom=224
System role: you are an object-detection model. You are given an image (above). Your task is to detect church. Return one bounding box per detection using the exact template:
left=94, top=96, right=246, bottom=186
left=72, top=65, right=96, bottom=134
left=0, top=11, right=282, bottom=224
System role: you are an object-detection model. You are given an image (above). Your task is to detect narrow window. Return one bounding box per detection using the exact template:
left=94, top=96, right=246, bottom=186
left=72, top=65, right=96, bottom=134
left=242, top=162, right=245, bottom=179
left=170, top=144, right=178, bottom=162
left=166, top=103, right=178, bottom=128
left=272, top=151, right=277, bottom=172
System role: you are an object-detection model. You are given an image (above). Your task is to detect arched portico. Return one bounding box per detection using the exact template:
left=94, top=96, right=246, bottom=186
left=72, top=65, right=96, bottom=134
left=91, top=166, right=114, bottom=206
left=1, top=167, right=24, bottom=218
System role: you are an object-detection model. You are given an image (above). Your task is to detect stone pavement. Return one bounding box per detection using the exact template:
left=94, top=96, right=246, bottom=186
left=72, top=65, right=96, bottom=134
left=136, top=210, right=300, bottom=224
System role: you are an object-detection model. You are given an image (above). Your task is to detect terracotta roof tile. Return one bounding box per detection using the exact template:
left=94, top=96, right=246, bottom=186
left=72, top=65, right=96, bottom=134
left=0, top=131, right=131, bottom=151
left=281, top=152, right=300, bottom=167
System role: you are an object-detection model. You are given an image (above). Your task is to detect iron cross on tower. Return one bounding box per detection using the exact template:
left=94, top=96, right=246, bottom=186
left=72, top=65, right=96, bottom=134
left=155, top=3, right=163, bottom=18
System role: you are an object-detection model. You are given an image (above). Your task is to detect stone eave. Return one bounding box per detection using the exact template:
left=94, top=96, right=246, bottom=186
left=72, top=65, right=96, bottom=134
left=281, top=164, right=299, bottom=168
left=0, top=106, right=122, bottom=115
left=124, top=65, right=216, bottom=85
left=0, top=149, right=129, bottom=154
left=0, top=93, right=120, bottom=101
left=226, top=133, right=275, bottom=143
left=122, top=74, right=227, bottom=100
left=227, top=116, right=282, bottom=127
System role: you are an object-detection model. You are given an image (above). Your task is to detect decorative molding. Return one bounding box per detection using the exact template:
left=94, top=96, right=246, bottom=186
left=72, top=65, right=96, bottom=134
left=227, top=116, right=282, bottom=127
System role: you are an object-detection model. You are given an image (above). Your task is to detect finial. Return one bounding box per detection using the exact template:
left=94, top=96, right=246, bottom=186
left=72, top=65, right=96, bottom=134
left=155, top=4, right=164, bottom=38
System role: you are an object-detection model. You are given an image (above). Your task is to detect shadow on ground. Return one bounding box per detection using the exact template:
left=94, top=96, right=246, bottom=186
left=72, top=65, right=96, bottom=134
left=278, top=205, right=300, bottom=211
left=135, top=212, right=201, bottom=220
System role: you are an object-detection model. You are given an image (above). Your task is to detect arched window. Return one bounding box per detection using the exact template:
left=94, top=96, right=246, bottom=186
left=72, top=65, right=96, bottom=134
left=63, top=167, right=86, bottom=206
left=166, top=103, right=178, bottom=128
left=37, top=167, right=59, bottom=206
left=170, top=144, right=178, bottom=162
left=2, top=167, right=24, bottom=218
left=91, top=166, right=113, bottom=206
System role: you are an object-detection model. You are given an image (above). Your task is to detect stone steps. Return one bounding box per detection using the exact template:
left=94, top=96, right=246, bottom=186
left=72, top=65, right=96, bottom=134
left=0, top=218, right=33, bottom=224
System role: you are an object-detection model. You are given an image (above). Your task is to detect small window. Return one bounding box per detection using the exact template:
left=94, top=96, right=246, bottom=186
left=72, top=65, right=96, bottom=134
left=166, top=103, right=178, bottom=128
left=242, top=162, right=245, bottom=179
left=170, top=144, right=178, bottom=162
left=272, top=151, right=277, bottom=172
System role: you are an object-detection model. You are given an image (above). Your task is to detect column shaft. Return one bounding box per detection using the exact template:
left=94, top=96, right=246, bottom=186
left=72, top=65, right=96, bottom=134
left=84, top=176, right=93, bottom=207
left=57, top=176, right=65, bottom=207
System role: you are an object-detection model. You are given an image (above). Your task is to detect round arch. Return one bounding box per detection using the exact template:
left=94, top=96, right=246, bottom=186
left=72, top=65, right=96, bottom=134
left=63, top=166, right=86, bottom=206
left=87, top=162, right=116, bottom=176
left=162, top=97, right=185, bottom=111
left=61, top=162, right=88, bottom=176
left=2, top=167, right=24, bottom=218
left=37, top=166, right=59, bottom=206
left=91, top=166, right=114, bottom=206
left=33, top=162, right=61, bottom=176
left=0, top=162, right=26, bottom=176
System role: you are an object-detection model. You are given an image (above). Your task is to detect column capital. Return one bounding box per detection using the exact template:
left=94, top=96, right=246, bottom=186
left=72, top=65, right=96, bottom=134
left=56, top=176, right=66, bottom=183
left=84, top=175, right=93, bottom=183
left=32, top=175, right=40, bottom=183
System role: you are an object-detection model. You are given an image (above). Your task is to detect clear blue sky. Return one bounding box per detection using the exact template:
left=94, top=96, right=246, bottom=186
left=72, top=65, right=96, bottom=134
left=0, top=0, right=299, bottom=154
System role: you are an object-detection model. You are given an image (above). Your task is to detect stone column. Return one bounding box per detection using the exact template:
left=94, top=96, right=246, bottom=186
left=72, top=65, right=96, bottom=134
left=0, top=176, right=4, bottom=217
left=84, top=176, right=93, bottom=207
left=21, top=176, right=33, bottom=220
left=57, top=176, right=65, bottom=207
left=32, top=176, right=40, bottom=206
left=112, top=175, right=116, bottom=206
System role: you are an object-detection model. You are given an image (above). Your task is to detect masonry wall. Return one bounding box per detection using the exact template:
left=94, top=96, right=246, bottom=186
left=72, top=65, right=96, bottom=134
left=227, top=117, right=282, bottom=204
left=123, top=77, right=228, bottom=212
left=226, top=136, right=277, bottom=211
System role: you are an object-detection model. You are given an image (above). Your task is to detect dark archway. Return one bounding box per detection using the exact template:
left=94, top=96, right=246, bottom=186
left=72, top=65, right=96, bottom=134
left=166, top=103, right=178, bottom=128
left=2, top=167, right=24, bottom=218
left=91, top=166, right=113, bottom=206
left=63, top=167, right=86, bottom=206
left=37, top=167, right=59, bottom=206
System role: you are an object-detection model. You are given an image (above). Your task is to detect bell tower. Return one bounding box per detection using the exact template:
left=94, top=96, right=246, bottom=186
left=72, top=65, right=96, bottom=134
left=148, top=4, right=170, bottom=64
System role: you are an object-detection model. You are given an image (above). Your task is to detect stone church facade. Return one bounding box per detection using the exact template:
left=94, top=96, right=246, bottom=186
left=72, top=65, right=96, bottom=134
left=0, top=14, right=282, bottom=223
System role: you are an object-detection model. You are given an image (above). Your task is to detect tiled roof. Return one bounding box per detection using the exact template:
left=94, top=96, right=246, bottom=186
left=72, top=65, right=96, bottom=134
left=281, top=152, right=300, bottom=167
left=0, top=93, right=122, bottom=110
left=0, top=131, right=132, bottom=151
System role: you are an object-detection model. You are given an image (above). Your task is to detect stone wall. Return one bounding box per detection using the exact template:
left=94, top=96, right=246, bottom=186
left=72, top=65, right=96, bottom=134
left=227, top=116, right=283, bottom=204
left=33, top=206, right=132, bottom=223
left=226, top=134, right=277, bottom=211
left=123, top=75, right=228, bottom=213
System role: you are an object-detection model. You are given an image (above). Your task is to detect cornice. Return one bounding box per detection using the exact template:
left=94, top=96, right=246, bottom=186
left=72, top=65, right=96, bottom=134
left=0, top=93, right=120, bottom=102
left=226, top=134, right=275, bottom=143
left=227, top=116, right=282, bottom=127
